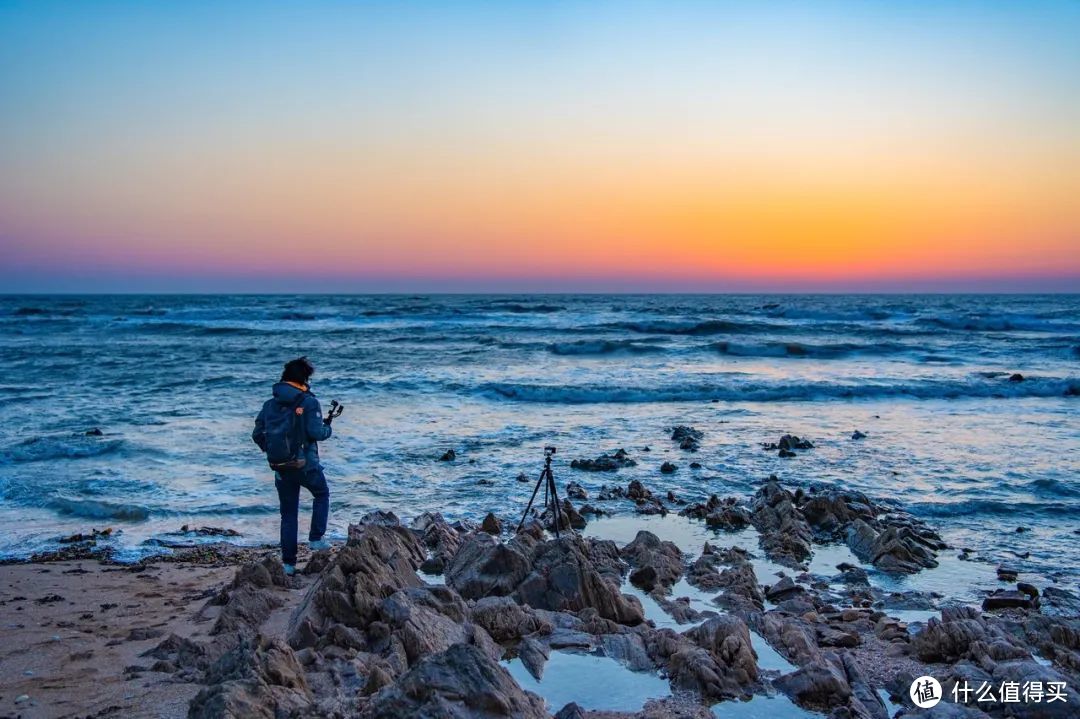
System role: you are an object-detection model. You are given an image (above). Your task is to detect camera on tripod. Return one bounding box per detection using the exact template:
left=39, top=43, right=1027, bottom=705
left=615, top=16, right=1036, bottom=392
left=519, top=446, right=564, bottom=537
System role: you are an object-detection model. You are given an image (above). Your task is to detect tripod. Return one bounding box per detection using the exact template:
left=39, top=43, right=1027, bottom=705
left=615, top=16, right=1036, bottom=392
left=517, top=448, right=562, bottom=538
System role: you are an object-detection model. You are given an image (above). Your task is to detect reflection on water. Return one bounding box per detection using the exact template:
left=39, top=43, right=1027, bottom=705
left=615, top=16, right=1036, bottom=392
left=712, top=692, right=823, bottom=719
left=504, top=649, right=671, bottom=712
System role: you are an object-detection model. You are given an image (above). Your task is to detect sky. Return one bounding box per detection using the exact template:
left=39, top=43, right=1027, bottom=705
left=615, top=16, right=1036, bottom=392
left=1, top=1, right=1078, bottom=293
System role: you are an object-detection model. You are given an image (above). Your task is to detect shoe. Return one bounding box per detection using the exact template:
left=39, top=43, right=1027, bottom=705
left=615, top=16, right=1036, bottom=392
left=283, top=564, right=296, bottom=576
left=309, top=539, right=331, bottom=551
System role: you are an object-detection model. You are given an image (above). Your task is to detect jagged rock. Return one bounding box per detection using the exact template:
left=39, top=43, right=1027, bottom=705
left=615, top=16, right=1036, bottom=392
left=764, top=576, right=805, bottom=603
left=566, top=482, right=588, bottom=500
left=597, top=485, right=626, bottom=500
left=775, top=656, right=851, bottom=708
left=627, top=480, right=652, bottom=500
left=481, top=513, right=502, bottom=535
left=560, top=499, right=587, bottom=530
left=653, top=616, right=758, bottom=700
left=360, top=643, right=548, bottom=718
left=288, top=521, right=426, bottom=648
left=660, top=462, right=678, bottom=474
left=515, top=536, right=644, bottom=625
left=376, top=586, right=498, bottom=667
left=470, top=596, right=551, bottom=642
left=750, top=480, right=813, bottom=568
left=554, top=702, right=586, bottom=719
left=671, top=425, right=703, bottom=451
left=852, top=430, right=867, bottom=440
left=622, top=531, right=683, bottom=592
left=188, top=637, right=311, bottom=719
left=912, top=607, right=1029, bottom=664
left=983, top=589, right=1038, bottom=611
left=846, top=519, right=939, bottom=574
left=518, top=636, right=550, bottom=681
left=446, top=533, right=532, bottom=600
left=570, top=449, right=636, bottom=472
left=438, top=449, right=456, bottom=461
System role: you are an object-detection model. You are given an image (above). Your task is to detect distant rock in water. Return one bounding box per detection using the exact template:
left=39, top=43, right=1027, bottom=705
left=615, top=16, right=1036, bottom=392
left=670, top=425, right=703, bottom=451
left=851, top=430, right=867, bottom=440
left=763, top=434, right=814, bottom=456
left=1009, top=373, right=1025, bottom=382
left=438, top=449, right=456, bottom=462
left=565, top=481, right=588, bottom=500
left=660, top=461, right=678, bottom=474
left=570, top=448, right=636, bottom=472
left=85, top=427, right=104, bottom=436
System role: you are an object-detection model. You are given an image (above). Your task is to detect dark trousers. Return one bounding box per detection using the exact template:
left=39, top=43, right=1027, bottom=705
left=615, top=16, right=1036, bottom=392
left=275, top=466, right=329, bottom=565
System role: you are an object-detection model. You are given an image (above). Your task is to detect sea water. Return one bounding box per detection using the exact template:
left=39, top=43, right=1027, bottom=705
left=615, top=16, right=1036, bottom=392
left=1, top=294, right=1077, bottom=594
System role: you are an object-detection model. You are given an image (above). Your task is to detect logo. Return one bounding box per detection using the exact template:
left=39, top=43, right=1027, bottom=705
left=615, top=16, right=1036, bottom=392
left=911, top=676, right=942, bottom=709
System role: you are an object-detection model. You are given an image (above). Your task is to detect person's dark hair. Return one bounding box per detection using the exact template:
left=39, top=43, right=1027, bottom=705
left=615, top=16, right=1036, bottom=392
left=281, top=357, right=315, bottom=385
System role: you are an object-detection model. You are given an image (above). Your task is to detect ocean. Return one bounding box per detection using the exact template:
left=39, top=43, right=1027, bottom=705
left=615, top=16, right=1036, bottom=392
left=1, top=294, right=1077, bottom=590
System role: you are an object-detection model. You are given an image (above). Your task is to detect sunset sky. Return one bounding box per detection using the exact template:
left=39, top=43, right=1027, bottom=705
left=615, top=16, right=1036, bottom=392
left=1, top=1, right=1078, bottom=292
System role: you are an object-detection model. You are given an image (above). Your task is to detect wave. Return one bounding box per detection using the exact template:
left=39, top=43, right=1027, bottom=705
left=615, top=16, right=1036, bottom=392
left=1025, top=477, right=1080, bottom=498
left=49, top=496, right=152, bottom=521
left=604, top=319, right=780, bottom=335
left=908, top=498, right=1079, bottom=518
left=476, top=376, right=1080, bottom=404
left=915, top=314, right=1080, bottom=333
left=548, top=339, right=667, bottom=356
left=708, top=340, right=909, bottom=359
left=2, top=435, right=125, bottom=464
left=487, top=302, right=565, bottom=314
left=763, top=307, right=896, bottom=322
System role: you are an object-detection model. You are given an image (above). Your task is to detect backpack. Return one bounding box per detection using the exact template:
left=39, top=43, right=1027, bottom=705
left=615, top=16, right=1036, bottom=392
left=263, top=392, right=308, bottom=470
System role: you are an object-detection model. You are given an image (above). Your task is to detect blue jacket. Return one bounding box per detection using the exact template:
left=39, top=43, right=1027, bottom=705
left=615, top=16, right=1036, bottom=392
left=252, top=382, right=332, bottom=470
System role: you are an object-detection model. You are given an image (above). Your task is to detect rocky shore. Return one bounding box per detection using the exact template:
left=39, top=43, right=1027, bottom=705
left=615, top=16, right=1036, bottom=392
left=3, top=473, right=1079, bottom=719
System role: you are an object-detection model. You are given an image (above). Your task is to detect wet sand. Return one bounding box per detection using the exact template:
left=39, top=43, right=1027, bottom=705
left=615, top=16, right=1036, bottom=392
left=0, top=551, right=311, bottom=719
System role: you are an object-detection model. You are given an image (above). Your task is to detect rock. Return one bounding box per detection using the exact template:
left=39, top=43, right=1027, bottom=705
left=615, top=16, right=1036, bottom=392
left=515, top=536, right=644, bottom=625
left=1009, top=373, right=1025, bottom=382
left=764, top=576, right=805, bottom=603
left=690, top=462, right=702, bottom=469
left=554, top=702, right=586, bottom=719
left=627, top=480, right=652, bottom=500
left=763, top=435, right=814, bottom=452
left=566, top=482, right=588, bottom=500
left=470, top=596, right=550, bottom=642
left=671, top=426, right=703, bottom=451
left=660, top=461, right=678, bottom=474
left=518, top=636, right=551, bottom=681
left=560, top=499, right=587, bottom=530
left=982, top=589, right=1037, bottom=611
left=570, top=449, right=636, bottom=472
left=623, top=531, right=683, bottom=591
left=516, top=472, right=530, bottom=483
left=85, top=427, right=104, bottom=436
left=446, top=533, right=532, bottom=600
left=846, top=519, right=939, bottom=574
left=911, top=606, right=1029, bottom=664
left=750, top=480, right=813, bottom=568
left=778, top=448, right=797, bottom=458
left=775, top=656, right=851, bottom=708
left=996, top=564, right=1019, bottom=581
left=362, top=665, right=394, bottom=695
left=360, top=643, right=548, bottom=718
left=481, top=513, right=502, bottom=535
left=851, top=430, right=867, bottom=440
left=438, top=449, right=456, bottom=462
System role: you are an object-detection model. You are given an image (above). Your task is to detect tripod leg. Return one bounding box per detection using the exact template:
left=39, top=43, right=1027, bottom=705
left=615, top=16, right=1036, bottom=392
left=547, top=468, right=561, bottom=538
left=516, top=473, right=546, bottom=533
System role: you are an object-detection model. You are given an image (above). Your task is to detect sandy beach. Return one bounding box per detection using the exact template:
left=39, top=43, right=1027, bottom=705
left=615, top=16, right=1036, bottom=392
left=0, top=547, right=309, bottom=719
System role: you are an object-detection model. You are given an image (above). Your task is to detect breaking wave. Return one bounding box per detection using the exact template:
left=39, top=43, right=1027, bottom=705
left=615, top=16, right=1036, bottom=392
left=477, top=376, right=1080, bottom=404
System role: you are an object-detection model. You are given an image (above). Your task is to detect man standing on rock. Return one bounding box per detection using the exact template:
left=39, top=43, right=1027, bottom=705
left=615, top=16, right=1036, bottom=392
left=252, top=357, right=337, bottom=575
